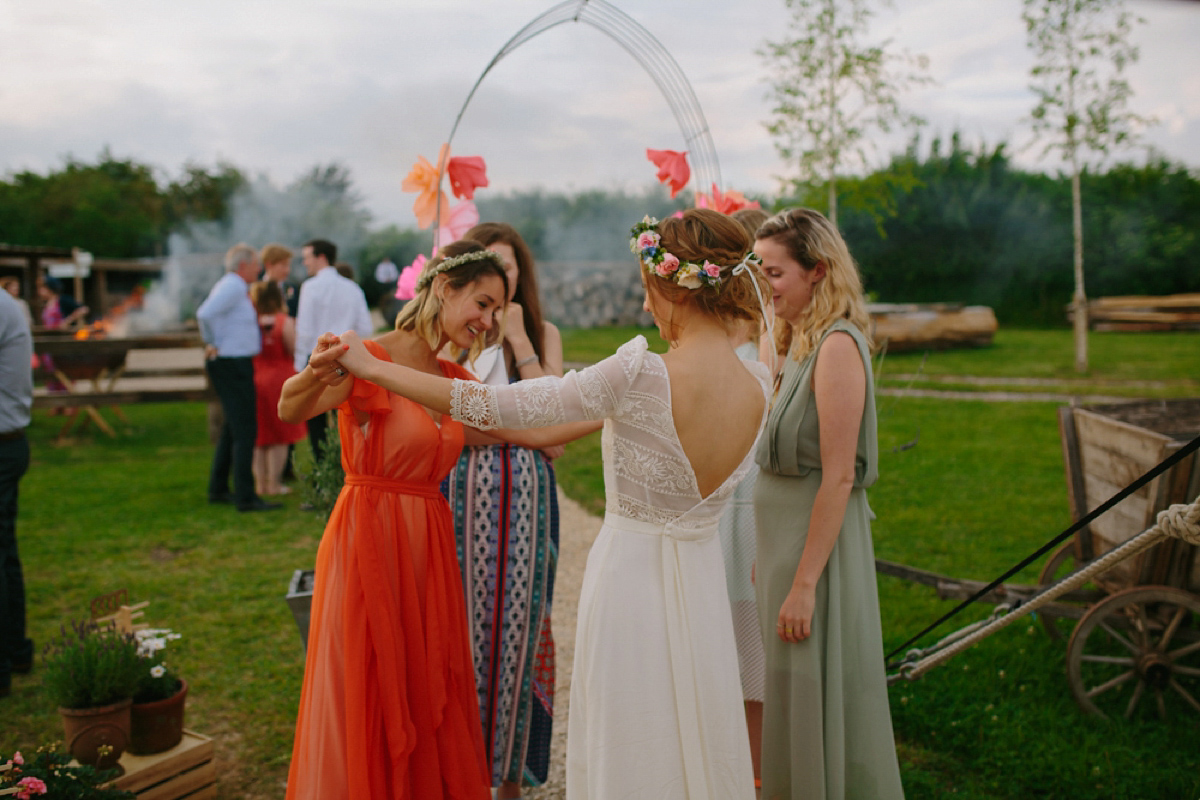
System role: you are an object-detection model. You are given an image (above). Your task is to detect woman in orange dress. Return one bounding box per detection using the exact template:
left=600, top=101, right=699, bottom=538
left=279, top=241, right=589, bottom=799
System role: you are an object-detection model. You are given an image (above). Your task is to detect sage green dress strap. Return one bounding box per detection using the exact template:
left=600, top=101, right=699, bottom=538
left=753, top=320, right=904, bottom=800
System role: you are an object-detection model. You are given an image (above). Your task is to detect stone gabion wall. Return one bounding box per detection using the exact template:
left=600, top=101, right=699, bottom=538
left=537, top=261, right=654, bottom=329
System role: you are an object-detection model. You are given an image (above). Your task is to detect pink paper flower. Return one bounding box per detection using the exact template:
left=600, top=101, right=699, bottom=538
left=395, top=254, right=426, bottom=301
left=695, top=183, right=761, bottom=215
left=447, top=155, right=488, bottom=200
left=655, top=253, right=680, bottom=276
left=646, top=149, right=691, bottom=198
left=16, top=776, right=48, bottom=798
left=433, top=200, right=480, bottom=251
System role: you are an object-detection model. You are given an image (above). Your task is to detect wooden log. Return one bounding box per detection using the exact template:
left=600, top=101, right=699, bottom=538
left=869, top=304, right=997, bottom=352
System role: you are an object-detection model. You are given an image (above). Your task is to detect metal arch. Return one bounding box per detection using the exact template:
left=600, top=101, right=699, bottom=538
left=435, top=0, right=722, bottom=230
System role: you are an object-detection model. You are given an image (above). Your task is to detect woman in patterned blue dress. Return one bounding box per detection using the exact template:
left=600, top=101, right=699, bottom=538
left=442, top=223, right=585, bottom=799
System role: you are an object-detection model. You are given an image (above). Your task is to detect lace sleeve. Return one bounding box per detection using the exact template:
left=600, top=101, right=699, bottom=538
left=448, top=336, right=649, bottom=430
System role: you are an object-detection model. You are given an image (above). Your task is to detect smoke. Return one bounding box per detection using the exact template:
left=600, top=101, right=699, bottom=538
left=123, top=166, right=373, bottom=332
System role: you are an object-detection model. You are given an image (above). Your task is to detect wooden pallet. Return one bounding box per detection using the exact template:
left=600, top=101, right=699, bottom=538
left=111, top=730, right=216, bottom=800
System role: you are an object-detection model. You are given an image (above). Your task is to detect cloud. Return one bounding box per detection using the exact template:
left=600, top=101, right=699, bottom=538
left=0, top=0, right=1197, bottom=227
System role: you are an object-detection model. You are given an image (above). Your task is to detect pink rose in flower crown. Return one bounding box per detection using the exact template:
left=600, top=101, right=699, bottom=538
left=637, top=231, right=660, bottom=251
left=16, top=776, right=47, bottom=799
left=702, top=261, right=720, bottom=279
left=655, top=253, right=681, bottom=277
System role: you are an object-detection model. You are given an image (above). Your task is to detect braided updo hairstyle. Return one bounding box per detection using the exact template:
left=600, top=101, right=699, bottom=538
left=646, top=208, right=769, bottom=334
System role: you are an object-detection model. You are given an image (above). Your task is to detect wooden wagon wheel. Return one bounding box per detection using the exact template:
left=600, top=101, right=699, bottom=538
left=1066, top=586, right=1200, bottom=721
left=1037, top=540, right=1081, bottom=641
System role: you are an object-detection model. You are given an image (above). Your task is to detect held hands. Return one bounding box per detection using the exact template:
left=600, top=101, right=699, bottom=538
left=307, top=333, right=351, bottom=386
left=776, top=583, right=816, bottom=644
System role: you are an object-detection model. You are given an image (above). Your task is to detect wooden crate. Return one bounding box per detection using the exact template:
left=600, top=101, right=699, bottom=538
left=1060, top=400, right=1200, bottom=593
left=111, top=730, right=216, bottom=800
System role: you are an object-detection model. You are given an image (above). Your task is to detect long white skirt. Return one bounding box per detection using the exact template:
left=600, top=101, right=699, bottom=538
left=566, top=513, right=756, bottom=800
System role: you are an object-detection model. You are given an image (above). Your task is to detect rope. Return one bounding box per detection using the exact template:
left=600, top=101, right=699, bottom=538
left=885, top=431, right=1200, bottom=666
left=888, top=499, right=1200, bottom=684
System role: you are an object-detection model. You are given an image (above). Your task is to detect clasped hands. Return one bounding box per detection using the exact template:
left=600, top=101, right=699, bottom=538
left=307, top=331, right=370, bottom=386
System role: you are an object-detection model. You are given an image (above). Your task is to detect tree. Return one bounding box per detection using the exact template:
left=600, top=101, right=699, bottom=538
left=0, top=150, right=164, bottom=256
left=759, top=0, right=927, bottom=226
left=1023, top=0, right=1148, bottom=372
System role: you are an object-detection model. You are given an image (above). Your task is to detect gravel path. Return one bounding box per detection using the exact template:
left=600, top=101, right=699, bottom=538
left=523, top=489, right=603, bottom=799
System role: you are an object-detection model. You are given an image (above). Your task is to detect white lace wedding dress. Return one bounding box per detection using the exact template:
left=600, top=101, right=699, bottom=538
left=450, top=336, right=767, bottom=800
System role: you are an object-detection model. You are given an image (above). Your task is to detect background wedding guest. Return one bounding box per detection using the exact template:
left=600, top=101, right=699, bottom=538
left=260, top=243, right=299, bottom=318
left=197, top=243, right=279, bottom=513
left=292, top=239, right=372, bottom=464
left=250, top=281, right=305, bottom=496
left=36, top=275, right=89, bottom=330
left=0, top=287, right=33, bottom=699
left=753, top=208, right=904, bottom=799
left=445, top=222, right=570, bottom=798
left=0, top=278, right=32, bottom=330
left=718, top=204, right=772, bottom=788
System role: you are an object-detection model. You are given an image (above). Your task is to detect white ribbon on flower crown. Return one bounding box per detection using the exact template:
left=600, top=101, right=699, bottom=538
left=731, top=252, right=777, bottom=377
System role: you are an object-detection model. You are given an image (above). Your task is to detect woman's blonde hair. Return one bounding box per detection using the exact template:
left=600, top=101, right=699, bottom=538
left=393, top=240, right=508, bottom=363
left=755, top=207, right=872, bottom=360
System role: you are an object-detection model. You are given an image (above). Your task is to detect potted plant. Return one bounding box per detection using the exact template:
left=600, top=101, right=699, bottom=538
left=41, top=620, right=143, bottom=771
left=1, top=747, right=134, bottom=799
left=129, top=628, right=187, bottom=755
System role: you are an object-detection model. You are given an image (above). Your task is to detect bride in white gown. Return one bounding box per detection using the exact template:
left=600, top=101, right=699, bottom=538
left=315, top=209, right=770, bottom=800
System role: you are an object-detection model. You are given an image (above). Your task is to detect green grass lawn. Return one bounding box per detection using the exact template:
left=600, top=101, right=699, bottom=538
left=3, top=327, right=1197, bottom=798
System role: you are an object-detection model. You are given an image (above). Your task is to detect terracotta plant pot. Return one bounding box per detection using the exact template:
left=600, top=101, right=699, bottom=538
left=129, top=679, right=188, bottom=755
left=58, top=696, right=132, bottom=771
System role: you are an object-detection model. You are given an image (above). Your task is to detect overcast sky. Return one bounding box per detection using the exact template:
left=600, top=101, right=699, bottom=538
left=1, top=0, right=1196, bottom=228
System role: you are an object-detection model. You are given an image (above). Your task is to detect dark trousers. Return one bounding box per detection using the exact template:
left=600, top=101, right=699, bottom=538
left=0, top=433, right=31, bottom=689
left=206, top=357, right=258, bottom=506
left=306, top=412, right=329, bottom=465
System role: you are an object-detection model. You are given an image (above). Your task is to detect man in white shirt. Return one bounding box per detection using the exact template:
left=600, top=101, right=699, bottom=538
left=293, top=239, right=373, bottom=461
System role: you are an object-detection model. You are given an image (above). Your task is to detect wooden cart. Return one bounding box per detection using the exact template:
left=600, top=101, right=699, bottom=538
left=883, top=399, right=1200, bottom=721
left=1050, top=399, right=1200, bottom=720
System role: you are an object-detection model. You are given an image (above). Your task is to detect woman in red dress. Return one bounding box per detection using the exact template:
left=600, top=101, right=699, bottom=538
left=279, top=241, right=587, bottom=799
left=250, top=281, right=305, bottom=496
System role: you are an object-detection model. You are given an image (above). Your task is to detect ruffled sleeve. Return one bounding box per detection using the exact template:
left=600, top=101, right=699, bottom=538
left=450, top=335, right=649, bottom=430
left=345, top=340, right=396, bottom=415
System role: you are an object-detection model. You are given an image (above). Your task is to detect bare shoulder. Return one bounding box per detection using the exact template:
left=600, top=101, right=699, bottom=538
left=542, top=319, right=561, bottom=342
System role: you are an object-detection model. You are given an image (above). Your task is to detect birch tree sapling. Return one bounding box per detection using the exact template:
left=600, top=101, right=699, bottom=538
left=759, top=0, right=927, bottom=227
left=1023, top=0, right=1148, bottom=373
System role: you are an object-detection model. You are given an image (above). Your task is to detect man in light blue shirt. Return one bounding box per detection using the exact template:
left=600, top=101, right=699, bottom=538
left=196, top=243, right=279, bottom=512
left=0, top=289, right=32, bottom=699
left=293, top=239, right=372, bottom=462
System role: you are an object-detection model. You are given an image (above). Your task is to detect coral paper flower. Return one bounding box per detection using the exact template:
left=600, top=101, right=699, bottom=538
left=646, top=149, right=691, bottom=198
left=402, top=144, right=451, bottom=229
left=395, top=254, right=426, bottom=301
left=433, top=200, right=480, bottom=251
left=447, top=155, right=488, bottom=200
left=695, top=183, right=760, bottom=214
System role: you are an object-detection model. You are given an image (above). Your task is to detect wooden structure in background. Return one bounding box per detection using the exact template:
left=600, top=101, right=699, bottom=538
left=1068, top=293, right=1200, bottom=332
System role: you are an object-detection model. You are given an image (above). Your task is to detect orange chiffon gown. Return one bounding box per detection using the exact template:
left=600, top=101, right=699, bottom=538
left=286, top=340, right=489, bottom=800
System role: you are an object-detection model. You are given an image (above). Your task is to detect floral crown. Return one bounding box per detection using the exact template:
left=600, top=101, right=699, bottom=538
left=415, top=249, right=506, bottom=293
left=629, top=216, right=761, bottom=290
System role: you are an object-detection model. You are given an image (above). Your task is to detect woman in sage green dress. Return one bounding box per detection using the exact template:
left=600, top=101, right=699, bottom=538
left=752, top=208, right=904, bottom=800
